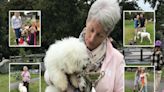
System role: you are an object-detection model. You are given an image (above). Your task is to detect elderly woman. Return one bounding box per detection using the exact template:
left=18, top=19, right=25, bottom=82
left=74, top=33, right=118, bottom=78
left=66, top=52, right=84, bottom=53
left=21, top=66, right=31, bottom=92
left=79, top=0, right=125, bottom=92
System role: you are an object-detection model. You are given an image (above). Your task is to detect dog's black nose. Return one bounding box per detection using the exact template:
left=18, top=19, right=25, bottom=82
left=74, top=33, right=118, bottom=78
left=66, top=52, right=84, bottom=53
left=83, top=66, right=86, bottom=70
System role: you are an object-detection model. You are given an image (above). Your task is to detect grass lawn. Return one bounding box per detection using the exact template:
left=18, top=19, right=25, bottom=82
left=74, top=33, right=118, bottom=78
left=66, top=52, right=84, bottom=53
left=125, top=86, right=133, bottom=92
left=162, top=68, right=164, bottom=79
left=0, top=74, right=9, bottom=92
left=124, top=20, right=154, bottom=46
left=0, top=74, right=46, bottom=92
left=10, top=27, right=16, bottom=45
left=125, top=71, right=154, bottom=82
left=41, top=75, right=47, bottom=92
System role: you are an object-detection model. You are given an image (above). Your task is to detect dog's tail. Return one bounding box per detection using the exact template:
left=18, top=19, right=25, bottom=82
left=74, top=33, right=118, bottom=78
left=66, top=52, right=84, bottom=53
left=45, top=85, right=60, bottom=92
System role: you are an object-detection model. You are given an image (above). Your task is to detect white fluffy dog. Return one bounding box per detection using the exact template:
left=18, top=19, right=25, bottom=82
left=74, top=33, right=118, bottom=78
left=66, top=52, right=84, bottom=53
left=137, top=31, right=152, bottom=43
left=18, top=83, right=27, bottom=92
left=44, top=37, right=89, bottom=92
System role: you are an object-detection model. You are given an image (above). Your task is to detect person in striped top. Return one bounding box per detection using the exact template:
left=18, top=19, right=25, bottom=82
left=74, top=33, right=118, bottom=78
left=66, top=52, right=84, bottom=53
left=151, top=40, right=164, bottom=92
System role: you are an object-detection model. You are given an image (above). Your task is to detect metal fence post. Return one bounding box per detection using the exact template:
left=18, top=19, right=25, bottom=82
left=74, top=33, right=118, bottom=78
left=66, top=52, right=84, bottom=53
left=122, top=50, right=125, bottom=56
left=140, top=49, right=143, bottom=61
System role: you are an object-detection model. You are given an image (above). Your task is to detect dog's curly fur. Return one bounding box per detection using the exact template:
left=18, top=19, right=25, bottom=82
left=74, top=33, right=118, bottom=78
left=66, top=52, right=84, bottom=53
left=44, top=37, right=89, bottom=92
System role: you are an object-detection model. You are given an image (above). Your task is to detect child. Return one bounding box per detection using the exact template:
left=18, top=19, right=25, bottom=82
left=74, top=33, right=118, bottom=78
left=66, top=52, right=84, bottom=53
left=133, top=67, right=141, bottom=92
left=139, top=68, right=149, bottom=92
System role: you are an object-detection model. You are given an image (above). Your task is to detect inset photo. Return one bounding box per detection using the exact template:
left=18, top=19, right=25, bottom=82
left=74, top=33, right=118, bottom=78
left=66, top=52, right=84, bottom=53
left=125, top=66, right=155, bottom=92
left=9, top=63, right=41, bottom=92
left=9, top=10, right=41, bottom=47
left=123, top=11, right=155, bottom=47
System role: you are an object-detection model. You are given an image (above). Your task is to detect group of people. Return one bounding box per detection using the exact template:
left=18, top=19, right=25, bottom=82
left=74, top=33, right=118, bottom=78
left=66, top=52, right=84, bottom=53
left=133, top=13, right=147, bottom=42
left=133, top=67, right=149, bottom=92
left=11, top=12, right=39, bottom=46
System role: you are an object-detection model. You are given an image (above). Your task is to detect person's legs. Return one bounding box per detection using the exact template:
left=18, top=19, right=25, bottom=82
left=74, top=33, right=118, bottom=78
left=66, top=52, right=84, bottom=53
left=142, top=86, right=145, bottom=92
left=134, top=76, right=138, bottom=92
left=137, top=77, right=141, bottom=91
left=14, top=28, right=21, bottom=45
left=155, top=71, right=162, bottom=92
left=134, top=28, right=139, bottom=42
left=23, top=81, right=29, bottom=92
left=26, top=82, right=29, bottom=92
left=29, top=33, right=34, bottom=45
left=145, top=84, right=148, bottom=92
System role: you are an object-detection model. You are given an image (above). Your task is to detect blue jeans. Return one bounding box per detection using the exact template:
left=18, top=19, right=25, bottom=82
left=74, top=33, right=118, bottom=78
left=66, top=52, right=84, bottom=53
left=14, top=28, right=21, bottom=39
left=142, top=85, right=147, bottom=92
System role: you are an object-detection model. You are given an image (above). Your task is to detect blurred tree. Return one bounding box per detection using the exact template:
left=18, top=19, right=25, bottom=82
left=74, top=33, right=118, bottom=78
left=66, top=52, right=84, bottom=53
left=19, top=48, right=26, bottom=62
left=0, top=0, right=162, bottom=58
left=156, top=2, right=164, bottom=31
left=0, top=0, right=91, bottom=57
left=120, top=0, right=141, bottom=10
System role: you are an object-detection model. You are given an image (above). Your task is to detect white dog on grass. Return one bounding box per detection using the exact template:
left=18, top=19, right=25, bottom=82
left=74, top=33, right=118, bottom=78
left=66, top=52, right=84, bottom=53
left=137, top=31, right=152, bottom=43
left=44, top=37, right=90, bottom=92
left=18, top=83, right=27, bottom=92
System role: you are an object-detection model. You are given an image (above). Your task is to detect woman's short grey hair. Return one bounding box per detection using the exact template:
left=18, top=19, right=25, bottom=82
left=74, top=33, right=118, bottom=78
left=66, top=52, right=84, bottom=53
left=86, top=0, right=121, bottom=35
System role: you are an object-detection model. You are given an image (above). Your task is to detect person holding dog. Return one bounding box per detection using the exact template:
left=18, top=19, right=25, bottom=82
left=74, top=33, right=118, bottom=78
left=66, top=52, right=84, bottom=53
left=151, top=40, right=164, bottom=92
left=79, top=0, right=125, bottom=91
left=21, top=66, right=31, bottom=92
left=11, top=12, right=22, bottom=45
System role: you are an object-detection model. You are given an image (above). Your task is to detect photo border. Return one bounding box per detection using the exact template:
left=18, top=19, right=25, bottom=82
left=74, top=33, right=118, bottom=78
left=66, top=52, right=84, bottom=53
left=9, top=63, right=41, bottom=92
left=9, top=10, right=41, bottom=47
left=123, top=10, right=155, bottom=47
left=124, top=65, right=155, bottom=92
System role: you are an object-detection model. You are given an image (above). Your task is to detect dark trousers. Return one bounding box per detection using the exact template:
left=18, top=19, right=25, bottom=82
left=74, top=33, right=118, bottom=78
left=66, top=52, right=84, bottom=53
left=14, top=28, right=21, bottom=45
left=23, top=81, right=29, bottom=92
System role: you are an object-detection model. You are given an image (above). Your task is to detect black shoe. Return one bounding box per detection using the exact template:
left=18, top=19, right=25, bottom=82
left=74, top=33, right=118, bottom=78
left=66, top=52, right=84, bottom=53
left=16, top=39, right=19, bottom=45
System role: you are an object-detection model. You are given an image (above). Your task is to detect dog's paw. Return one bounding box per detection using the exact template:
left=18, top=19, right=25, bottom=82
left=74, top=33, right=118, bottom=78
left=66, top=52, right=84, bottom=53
left=79, top=77, right=86, bottom=92
left=70, top=74, right=79, bottom=88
